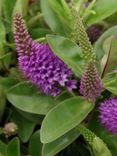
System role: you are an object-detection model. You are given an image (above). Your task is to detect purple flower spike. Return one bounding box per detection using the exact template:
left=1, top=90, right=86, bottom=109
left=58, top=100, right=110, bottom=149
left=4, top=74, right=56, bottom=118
left=13, top=13, right=77, bottom=96
left=80, top=63, right=103, bottom=102
left=99, top=98, right=117, bottom=134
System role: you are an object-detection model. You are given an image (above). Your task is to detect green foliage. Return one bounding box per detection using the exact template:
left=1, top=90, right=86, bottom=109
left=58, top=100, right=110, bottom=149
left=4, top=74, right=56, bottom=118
left=41, top=0, right=69, bottom=36
left=6, top=82, right=56, bottom=115
left=88, top=112, right=117, bottom=156
left=94, top=26, right=117, bottom=61
left=103, top=72, right=117, bottom=95
left=0, top=141, right=6, bottom=156
left=29, top=130, right=42, bottom=156
left=40, top=97, right=93, bottom=143
left=0, top=77, right=18, bottom=92
left=78, top=125, right=112, bottom=156
left=86, top=0, right=117, bottom=26
left=101, top=37, right=117, bottom=76
left=12, top=111, right=35, bottom=142
left=3, top=0, right=16, bottom=22
left=0, top=87, right=6, bottom=120
left=42, top=128, right=80, bottom=156
left=47, top=35, right=84, bottom=77
left=48, top=0, right=72, bottom=32
left=0, top=0, right=3, bottom=17
left=94, top=25, right=117, bottom=75
left=0, top=0, right=116, bottom=155
left=6, top=138, right=20, bottom=156
left=0, top=21, right=6, bottom=57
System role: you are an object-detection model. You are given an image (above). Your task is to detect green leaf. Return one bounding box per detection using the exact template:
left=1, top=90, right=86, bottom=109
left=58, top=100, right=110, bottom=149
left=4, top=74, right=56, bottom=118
left=17, top=109, right=44, bottom=124
left=6, top=138, right=20, bottom=156
left=0, top=53, right=12, bottom=70
left=101, top=37, right=117, bottom=76
left=100, top=36, right=113, bottom=76
left=12, top=110, right=35, bottom=142
left=47, top=35, right=84, bottom=77
left=59, top=0, right=72, bottom=18
left=42, top=127, right=80, bottom=156
left=40, top=96, right=93, bottom=143
left=94, top=25, right=117, bottom=61
left=0, top=141, right=7, bottom=156
left=62, top=141, right=91, bottom=156
left=40, top=0, right=68, bottom=36
left=6, top=81, right=56, bottom=115
left=29, top=130, right=42, bottom=156
left=48, top=0, right=72, bottom=33
left=0, top=21, right=6, bottom=57
left=3, top=0, right=16, bottom=22
left=0, top=77, right=18, bottom=92
left=86, top=0, right=117, bottom=26
left=55, top=91, right=72, bottom=103
left=0, top=128, right=4, bottom=135
left=102, top=72, right=117, bottom=95
left=9, top=68, right=22, bottom=82
left=94, top=26, right=117, bottom=74
left=76, top=142, right=91, bottom=156
left=0, top=87, right=6, bottom=121
left=0, top=0, right=3, bottom=17
left=29, top=28, right=52, bottom=39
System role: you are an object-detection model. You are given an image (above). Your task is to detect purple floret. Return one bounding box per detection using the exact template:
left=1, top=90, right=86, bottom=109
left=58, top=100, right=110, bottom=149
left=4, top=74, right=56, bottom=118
left=13, top=13, right=77, bottom=96
left=99, top=98, right=117, bottom=134
left=66, top=80, right=77, bottom=92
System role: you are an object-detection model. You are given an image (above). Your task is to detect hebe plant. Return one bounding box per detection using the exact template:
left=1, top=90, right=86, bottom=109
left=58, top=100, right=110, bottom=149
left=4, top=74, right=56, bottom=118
left=0, top=0, right=117, bottom=156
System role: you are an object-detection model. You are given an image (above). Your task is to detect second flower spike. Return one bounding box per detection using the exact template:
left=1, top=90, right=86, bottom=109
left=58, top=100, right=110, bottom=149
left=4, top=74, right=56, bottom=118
left=80, top=63, right=103, bottom=102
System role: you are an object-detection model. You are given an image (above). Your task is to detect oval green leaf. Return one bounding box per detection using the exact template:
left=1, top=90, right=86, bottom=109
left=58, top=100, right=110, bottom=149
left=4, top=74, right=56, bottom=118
left=6, top=137, right=20, bottom=156
left=6, top=82, right=56, bottom=115
left=40, top=96, right=94, bottom=143
left=0, top=0, right=3, bottom=17
left=0, top=77, right=18, bottom=92
left=47, top=35, right=84, bottom=77
left=94, top=25, right=117, bottom=61
left=0, top=87, right=6, bottom=120
left=101, top=37, right=117, bottom=76
left=0, top=141, right=7, bottom=156
left=86, top=0, right=117, bottom=26
left=3, top=0, right=16, bottom=22
left=29, top=130, right=42, bottom=156
left=42, top=127, right=80, bottom=156
left=17, top=109, right=44, bottom=124
left=102, top=72, right=117, bottom=95
left=0, top=21, right=6, bottom=57
left=41, top=0, right=68, bottom=36
left=12, top=110, right=35, bottom=142
left=94, top=26, right=117, bottom=74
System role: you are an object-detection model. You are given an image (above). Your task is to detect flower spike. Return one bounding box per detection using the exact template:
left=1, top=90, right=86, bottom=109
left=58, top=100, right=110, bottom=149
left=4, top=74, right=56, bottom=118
left=13, top=13, right=77, bottom=96
left=80, top=63, right=103, bottom=102
left=71, top=7, right=96, bottom=62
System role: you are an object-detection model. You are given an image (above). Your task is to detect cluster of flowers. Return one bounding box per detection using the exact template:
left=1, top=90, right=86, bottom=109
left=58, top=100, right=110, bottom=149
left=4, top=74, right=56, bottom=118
left=13, top=14, right=117, bottom=134
left=13, top=14, right=77, bottom=97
